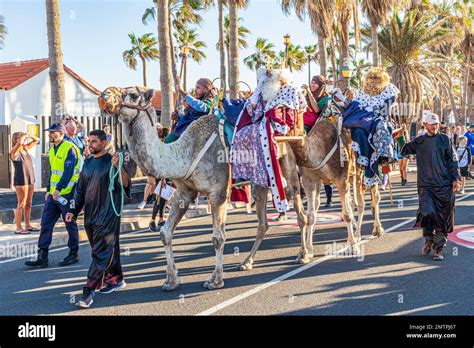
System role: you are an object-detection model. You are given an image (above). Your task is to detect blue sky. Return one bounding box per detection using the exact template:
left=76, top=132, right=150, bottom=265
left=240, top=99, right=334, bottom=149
left=1, top=0, right=326, bottom=91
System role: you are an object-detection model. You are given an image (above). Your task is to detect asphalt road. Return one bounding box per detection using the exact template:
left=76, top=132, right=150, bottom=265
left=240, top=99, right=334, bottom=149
left=1, top=172, right=473, bottom=316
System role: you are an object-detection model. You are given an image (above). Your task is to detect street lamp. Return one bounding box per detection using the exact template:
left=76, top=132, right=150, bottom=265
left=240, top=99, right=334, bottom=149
left=283, top=34, right=291, bottom=68
left=340, top=65, right=351, bottom=78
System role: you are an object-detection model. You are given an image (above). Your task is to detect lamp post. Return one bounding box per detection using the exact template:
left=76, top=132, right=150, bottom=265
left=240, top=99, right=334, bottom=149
left=283, top=34, right=291, bottom=69
left=339, top=64, right=351, bottom=91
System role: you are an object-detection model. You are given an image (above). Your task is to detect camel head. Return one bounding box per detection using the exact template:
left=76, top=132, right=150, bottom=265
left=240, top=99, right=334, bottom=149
left=99, top=86, right=156, bottom=134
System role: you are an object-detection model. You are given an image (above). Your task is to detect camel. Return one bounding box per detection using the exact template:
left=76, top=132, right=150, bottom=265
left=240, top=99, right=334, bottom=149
left=104, top=87, right=230, bottom=291
left=238, top=116, right=385, bottom=270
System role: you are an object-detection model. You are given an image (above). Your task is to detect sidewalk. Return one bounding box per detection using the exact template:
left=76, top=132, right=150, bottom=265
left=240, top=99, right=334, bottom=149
left=0, top=199, right=249, bottom=260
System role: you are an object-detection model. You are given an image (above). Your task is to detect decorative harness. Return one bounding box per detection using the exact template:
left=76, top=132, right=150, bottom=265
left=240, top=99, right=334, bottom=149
left=99, top=86, right=155, bottom=136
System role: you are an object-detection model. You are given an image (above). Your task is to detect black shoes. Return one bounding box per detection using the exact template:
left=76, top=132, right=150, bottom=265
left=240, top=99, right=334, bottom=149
left=58, top=251, right=79, bottom=267
left=401, top=178, right=408, bottom=186
left=99, top=280, right=127, bottom=294
left=25, top=249, right=49, bottom=268
left=325, top=201, right=333, bottom=208
left=76, top=288, right=95, bottom=308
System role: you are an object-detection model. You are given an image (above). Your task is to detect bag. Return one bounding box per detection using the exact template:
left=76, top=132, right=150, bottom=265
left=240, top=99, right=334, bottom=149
left=154, top=180, right=175, bottom=201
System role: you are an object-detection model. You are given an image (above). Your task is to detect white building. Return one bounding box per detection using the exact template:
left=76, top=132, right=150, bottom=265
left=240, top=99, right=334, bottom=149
left=0, top=58, right=101, bottom=189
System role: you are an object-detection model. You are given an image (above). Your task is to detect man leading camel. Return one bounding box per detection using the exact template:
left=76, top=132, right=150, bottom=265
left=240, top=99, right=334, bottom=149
left=165, top=78, right=215, bottom=143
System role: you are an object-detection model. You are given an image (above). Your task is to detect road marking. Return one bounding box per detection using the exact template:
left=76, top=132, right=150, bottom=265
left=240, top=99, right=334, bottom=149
left=386, top=303, right=452, bottom=316
left=0, top=211, right=214, bottom=265
left=197, top=193, right=473, bottom=316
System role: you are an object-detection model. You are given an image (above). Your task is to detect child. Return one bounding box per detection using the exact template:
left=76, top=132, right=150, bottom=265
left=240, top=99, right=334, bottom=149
left=456, top=136, right=471, bottom=194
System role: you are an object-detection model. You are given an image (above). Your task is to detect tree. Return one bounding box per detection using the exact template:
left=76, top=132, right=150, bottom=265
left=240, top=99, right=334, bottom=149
left=45, top=0, right=66, bottom=123
left=280, top=0, right=335, bottom=76
left=378, top=10, right=453, bottom=124
left=122, top=33, right=160, bottom=87
left=218, top=15, right=250, bottom=88
left=361, top=0, right=395, bottom=66
left=175, top=27, right=207, bottom=90
left=279, top=44, right=307, bottom=72
left=157, top=0, right=174, bottom=127
left=0, top=15, right=7, bottom=49
left=304, top=44, right=318, bottom=83
left=228, top=0, right=248, bottom=98
left=243, top=37, right=276, bottom=71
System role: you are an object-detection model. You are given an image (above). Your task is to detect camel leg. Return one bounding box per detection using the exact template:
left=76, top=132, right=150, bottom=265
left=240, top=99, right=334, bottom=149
left=336, top=180, right=359, bottom=254
left=298, top=176, right=319, bottom=263
left=203, top=195, right=227, bottom=290
left=354, top=172, right=365, bottom=242
left=160, top=189, right=196, bottom=291
left=370, top=184, right=385, bottom=237
left=238, top=185, right=269, bottom=271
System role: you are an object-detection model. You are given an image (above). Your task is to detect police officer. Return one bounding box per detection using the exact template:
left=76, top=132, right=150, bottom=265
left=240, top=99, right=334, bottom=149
left=25, top=123, right=81, bottom=268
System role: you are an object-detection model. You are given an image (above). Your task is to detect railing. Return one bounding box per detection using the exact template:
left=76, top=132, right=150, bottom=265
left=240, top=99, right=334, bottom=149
left=36, top=114, right=128, bottom=154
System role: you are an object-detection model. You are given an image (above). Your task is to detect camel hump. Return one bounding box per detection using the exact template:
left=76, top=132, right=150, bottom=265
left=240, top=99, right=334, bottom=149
left=185, top=114, right=219, bottom=138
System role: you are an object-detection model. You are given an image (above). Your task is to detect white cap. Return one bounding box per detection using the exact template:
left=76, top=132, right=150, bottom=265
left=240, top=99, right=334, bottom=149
left=424, top=112, right=440, bottom=125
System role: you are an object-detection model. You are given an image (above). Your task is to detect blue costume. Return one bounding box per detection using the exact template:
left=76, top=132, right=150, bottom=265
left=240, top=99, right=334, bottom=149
left=342, top=83, right=399, bottom=186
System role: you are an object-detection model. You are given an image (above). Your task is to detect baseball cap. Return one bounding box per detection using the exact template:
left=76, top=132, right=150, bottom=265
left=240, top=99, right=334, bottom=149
left=424, top=113, right=440, bottom=125
left=44, top=123, right=66, bottom=133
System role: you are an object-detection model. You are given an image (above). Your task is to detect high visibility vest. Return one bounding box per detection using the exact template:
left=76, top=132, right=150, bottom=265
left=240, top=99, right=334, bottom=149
left=48, top=141, right=81, bottom=195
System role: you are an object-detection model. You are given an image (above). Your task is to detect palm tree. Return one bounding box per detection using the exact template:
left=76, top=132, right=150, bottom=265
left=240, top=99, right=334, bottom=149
left=217, top=0, right=226, bottom=90
left=218, top=15, right=250, bottom=88
left=143, top=0, right=205, bottom=89
left=157, top=0, right=174, bottom=127
left=361, top=0, right=395, bottom=67
left=279, top=44, right=307, bottom=72
left=243, top=38, right=276, bottom=71
left=122, top=33, right=160, bottom=87
left=0, top=15, right=7, bottom=49
left=175, top=28, right=207, bottom=90
left=349, top=58, right=371, bottom=90
left=280, top=0, right=335, bottom=76
left=45, top=0, right=66, bottom=123
left=378, top=9, right=453, bottom=124
left=304, top=44, right=318, bottom=83
left=335, top=0, right=354, bottom=91
left=228, top=0, right=248, bottom=98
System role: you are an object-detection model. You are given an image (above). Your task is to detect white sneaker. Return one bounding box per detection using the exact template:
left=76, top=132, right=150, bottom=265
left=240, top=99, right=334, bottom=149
left=460, top=190, right=466, bottom=194
left=137, top=201, right=147, bottom=210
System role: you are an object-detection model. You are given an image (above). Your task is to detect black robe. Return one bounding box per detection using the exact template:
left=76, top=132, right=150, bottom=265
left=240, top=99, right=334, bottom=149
left=70, top=153, right=131, bottom=290
left=401, top=133, right=461, bottom=234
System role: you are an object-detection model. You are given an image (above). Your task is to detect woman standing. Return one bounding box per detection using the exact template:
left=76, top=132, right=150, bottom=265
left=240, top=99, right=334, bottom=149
left=394, top=123, right=410, bottom=186
left=10, top=132, right=39, bottom=234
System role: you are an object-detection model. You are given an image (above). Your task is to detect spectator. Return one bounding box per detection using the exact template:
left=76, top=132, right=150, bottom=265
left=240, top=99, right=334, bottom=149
left=394, top=123, right=411, bottom=186
left=10, top=132, right=40, bottom=234
left=417, top=125, right=426, bottom=137
left=451, top=126, right=458, bottom=146
left=456, top=136, right=471, bottom=194
left=401, top=113, right=461, bottom=261
left=103, top=124, right=115, bottom=154
left=464, top=124, right=474, bottom=178
left=63, top=116, right=86, bottom=156
left=149, top=126, right=171, bottom=231
left=25, top=123, right=81, bottom=268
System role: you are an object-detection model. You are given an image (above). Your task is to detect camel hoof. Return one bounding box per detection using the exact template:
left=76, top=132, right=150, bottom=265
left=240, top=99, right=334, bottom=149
left=348, top=244, right=361, bottom=256
left=295, top=255, right=311, bottom=264
left=162, top=279, right=180, bottom=291
left=203, top=280, right=224, bottom=290
left=238, top=262, right=253, bottom=271
left=372, top=226, right=385, bottom=237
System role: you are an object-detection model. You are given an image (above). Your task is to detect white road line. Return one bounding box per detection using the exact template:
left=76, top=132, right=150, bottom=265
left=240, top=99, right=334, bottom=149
left=0, top=210, right=215, bottom=265
left=197, top=193, right=473, bottom=316
left=386, top=303, right=452, bottom=316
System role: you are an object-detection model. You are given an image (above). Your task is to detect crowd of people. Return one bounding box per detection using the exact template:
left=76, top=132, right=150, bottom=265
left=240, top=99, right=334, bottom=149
left=8, top=66, right=473, bottom=308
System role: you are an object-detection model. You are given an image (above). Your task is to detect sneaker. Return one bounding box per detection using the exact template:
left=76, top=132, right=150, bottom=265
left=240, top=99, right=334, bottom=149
left=325, top=202, right=333, bottom=208
left=76, top=288, right=94, bottom=308
left=149, top=220, right=158, bottom=232
left=422, top=240, right=433, bottom=255
left=99, top=280, right=127, bottom=294
left=460, top=190, right=466, bottom=194
left=432, top=247, right=444, bottom=261
left=137, top=201, right=147, bottom=210
left=272, top=212, right=287, bottom=222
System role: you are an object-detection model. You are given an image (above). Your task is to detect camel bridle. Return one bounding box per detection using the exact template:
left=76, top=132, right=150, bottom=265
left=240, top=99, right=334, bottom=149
left=99, top=87, right=155, bottom=136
